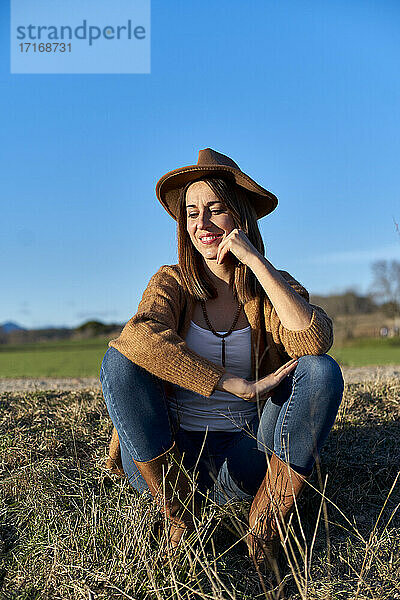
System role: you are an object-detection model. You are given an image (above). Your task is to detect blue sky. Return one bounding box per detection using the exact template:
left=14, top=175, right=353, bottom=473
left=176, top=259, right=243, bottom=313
left=1, top=0, right=399, bottom=328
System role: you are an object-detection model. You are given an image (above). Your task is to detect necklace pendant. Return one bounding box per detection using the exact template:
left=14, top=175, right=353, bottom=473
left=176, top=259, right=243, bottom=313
left=221, top=338, right=226, bottom=367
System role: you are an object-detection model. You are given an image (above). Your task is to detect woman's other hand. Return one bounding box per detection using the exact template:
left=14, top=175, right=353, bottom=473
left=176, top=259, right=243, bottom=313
left=243, top=358, right=298, bottom=401
left=216, top=358, right=298, bottom=401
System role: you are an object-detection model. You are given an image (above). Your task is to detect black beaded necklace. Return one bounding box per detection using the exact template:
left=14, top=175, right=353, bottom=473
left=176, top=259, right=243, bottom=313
left=200, top=300, right=242, bottom=367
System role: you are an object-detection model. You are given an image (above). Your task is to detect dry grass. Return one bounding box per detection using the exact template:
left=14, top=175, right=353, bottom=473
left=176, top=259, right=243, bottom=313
left=0, top=377, right=399, bottom=599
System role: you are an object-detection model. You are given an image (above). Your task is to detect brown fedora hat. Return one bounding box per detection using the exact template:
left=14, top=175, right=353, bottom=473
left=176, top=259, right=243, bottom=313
left=155, top=147, right=278, bottom=220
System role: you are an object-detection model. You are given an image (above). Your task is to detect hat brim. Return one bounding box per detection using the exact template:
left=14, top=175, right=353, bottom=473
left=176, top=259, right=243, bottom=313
left=155, top=165, right=278, bottom=220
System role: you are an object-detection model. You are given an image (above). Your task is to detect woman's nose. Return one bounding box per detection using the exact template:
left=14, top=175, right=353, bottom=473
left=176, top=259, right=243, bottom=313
left=196, top=210, right=211, bottom=229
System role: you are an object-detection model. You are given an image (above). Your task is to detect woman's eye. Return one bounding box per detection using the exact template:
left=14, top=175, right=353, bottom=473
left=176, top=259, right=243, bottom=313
left=188, top=210, right=223, bottom=218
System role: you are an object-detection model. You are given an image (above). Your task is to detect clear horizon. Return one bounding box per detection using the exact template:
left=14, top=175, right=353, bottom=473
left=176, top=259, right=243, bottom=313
left=1, top=0, right=399, bottom=329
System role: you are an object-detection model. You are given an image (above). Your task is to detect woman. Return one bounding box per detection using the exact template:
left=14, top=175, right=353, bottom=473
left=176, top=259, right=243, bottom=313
left=100, top=148, right=344, bottom=570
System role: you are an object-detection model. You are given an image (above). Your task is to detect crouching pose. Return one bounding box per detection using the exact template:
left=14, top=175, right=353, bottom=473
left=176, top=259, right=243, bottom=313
left=100, top=148, right=344, bottom=571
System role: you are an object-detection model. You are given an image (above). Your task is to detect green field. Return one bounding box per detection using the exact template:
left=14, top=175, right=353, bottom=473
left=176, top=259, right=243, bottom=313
left=330, top=336, right=400, bottom=366
left=0, top=336, right=399, bottom=377
left=0, top=337, right=110, bottom=377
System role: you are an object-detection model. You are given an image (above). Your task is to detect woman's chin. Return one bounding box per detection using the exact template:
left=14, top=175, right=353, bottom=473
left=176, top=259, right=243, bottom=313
left=201, top=248, right=218, bottom=260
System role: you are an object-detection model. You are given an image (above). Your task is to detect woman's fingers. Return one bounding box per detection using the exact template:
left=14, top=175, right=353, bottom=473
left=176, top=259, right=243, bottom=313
left=268, top=359, right=298, bottom=390
left=275, top=360, right=298, bottom=383
left=274, top=358, right=298, bottom=377
left=246, top=359, right=299, bottom=401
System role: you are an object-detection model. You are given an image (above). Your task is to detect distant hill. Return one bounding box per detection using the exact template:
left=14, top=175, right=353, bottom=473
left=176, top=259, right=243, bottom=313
left=0, top=322, right=26, bottom=333
left=0, top=320, right=123, bottom=345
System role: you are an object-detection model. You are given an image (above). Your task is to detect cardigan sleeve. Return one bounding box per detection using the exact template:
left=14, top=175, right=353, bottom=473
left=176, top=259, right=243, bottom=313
left=108, top=265, right=226, bottom=397
left=269, top=271, right=334, bottom=358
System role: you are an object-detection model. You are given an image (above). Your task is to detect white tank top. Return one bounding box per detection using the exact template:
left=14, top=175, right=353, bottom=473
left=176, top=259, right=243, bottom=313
left=166, top=320, right=257, bottom=432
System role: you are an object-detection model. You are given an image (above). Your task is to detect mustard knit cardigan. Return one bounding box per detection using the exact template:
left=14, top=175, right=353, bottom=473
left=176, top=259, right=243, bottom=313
left=105, top=264, right=334, bottom=474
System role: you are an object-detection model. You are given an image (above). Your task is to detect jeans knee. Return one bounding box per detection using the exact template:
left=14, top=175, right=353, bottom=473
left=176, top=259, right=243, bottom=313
left=296, top=354, right=344, bottom=393
left=100, top=347, right=118, bottom=380
left=100, top=346, right=137, bottom=388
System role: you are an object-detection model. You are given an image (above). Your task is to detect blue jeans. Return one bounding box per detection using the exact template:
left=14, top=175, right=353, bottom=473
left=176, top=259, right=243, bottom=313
left=100, top=347, right=344, bottom=504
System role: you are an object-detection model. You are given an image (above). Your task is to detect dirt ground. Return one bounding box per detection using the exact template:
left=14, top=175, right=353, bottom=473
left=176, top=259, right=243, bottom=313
left=0, top=364, right=399, bottom=392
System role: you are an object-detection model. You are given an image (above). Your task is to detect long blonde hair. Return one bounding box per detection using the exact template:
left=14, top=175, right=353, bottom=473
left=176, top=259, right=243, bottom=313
left=176, top=175, right=266, bottom=304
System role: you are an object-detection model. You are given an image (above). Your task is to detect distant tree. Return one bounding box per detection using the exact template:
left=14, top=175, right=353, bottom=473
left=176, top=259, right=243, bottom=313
left=73, top=320, right=122, bottom=338
left=340, top=289, right=376, bottom=315
left=75, top=320, right=107, bottom=335
left=369, top=259, right=400, bottom=318
left=310, top=289, right=377, bottom=318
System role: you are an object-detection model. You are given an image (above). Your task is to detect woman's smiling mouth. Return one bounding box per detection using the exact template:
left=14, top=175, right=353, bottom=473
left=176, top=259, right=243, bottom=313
left=199, top=234, right=223, bottom=245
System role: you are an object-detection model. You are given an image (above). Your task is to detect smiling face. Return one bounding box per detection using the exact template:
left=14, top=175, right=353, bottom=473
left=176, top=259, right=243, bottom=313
left=185, top=181, right=236, bottom=262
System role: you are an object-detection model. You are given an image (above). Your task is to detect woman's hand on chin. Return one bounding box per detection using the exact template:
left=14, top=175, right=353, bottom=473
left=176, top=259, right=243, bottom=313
left=216, top=228, right=261, bottom=267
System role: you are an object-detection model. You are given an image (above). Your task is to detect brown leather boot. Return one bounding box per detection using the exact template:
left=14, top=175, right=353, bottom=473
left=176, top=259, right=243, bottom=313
left=246, top=453, right=308, bottom=572
left=134, top=441, right=201, bottom=555
left=105, top=427, right=125, bottom=477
